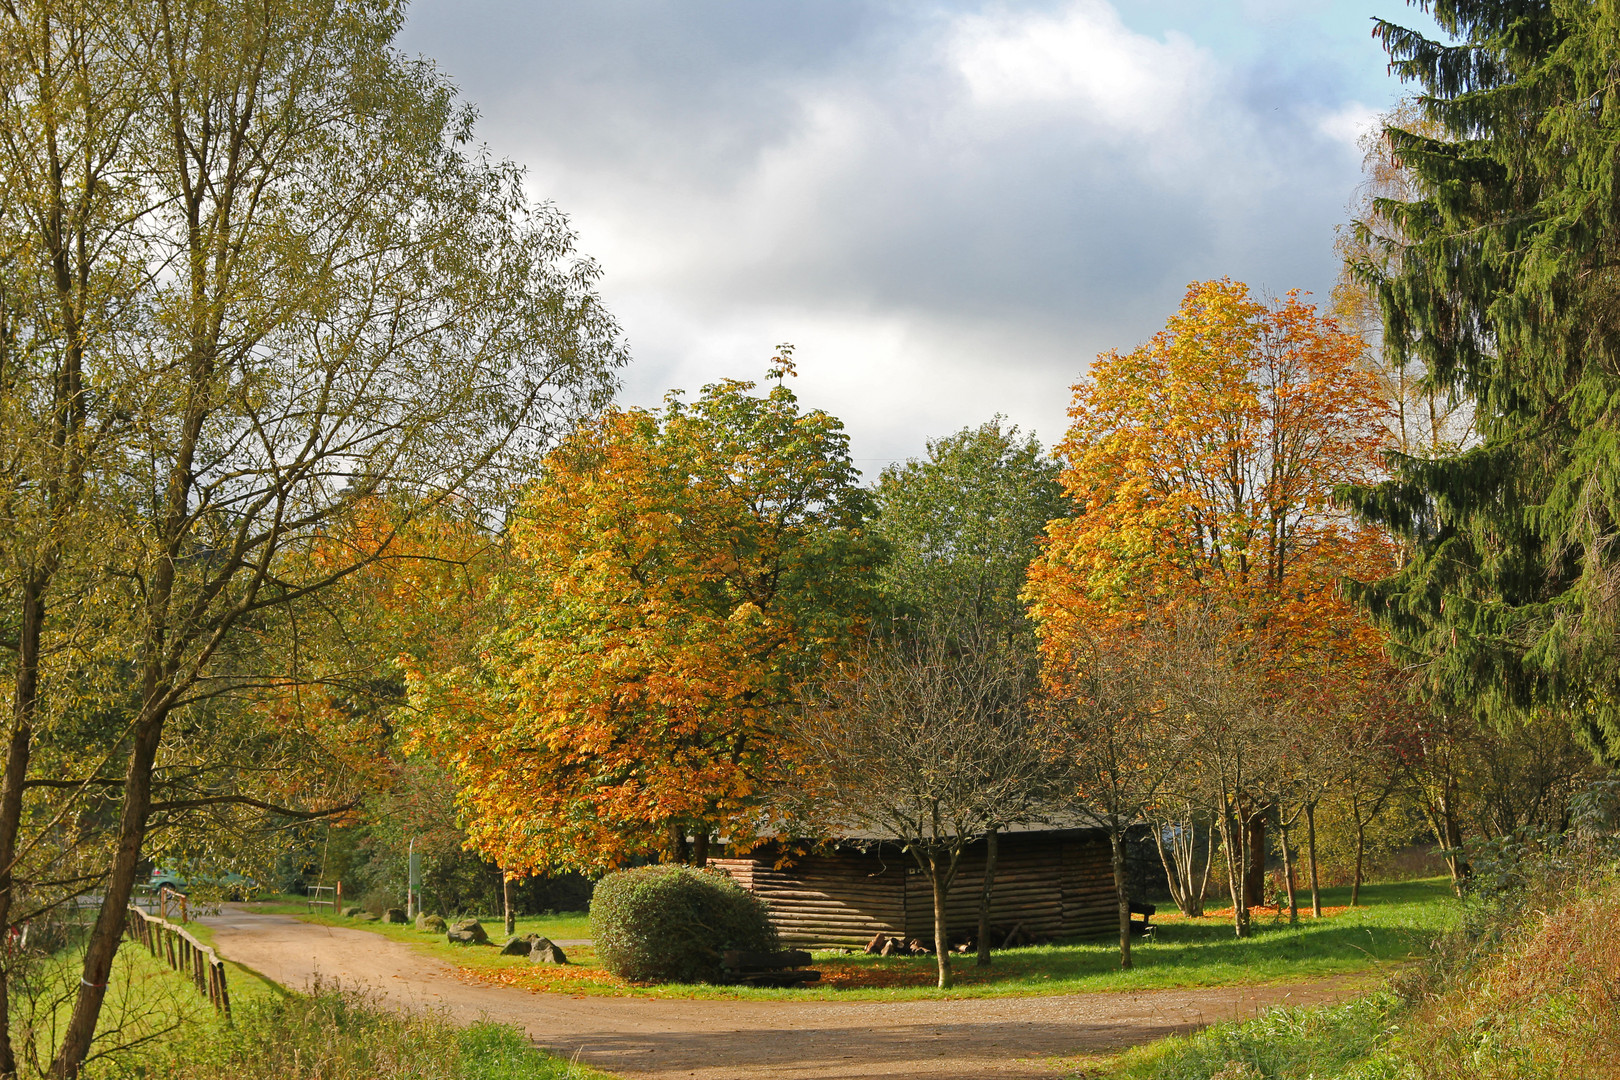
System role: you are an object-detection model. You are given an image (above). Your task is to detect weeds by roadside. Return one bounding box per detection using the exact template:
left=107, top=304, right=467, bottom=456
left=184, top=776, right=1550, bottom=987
left=107, top=983, right=613, bottom=1080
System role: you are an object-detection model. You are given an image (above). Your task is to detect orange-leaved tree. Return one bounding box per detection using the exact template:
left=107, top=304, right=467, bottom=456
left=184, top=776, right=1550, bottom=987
left=407, top=358, right=882, bottom=875
left=1025, top=279, right=1397, bottom=932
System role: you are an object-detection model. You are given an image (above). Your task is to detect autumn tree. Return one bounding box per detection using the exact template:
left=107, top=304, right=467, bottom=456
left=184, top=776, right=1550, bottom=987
left=410, top=360, right=880, bottom=876
left=0, top=3, right=623, bottom=1074
left=791, top=616, right=1061, bottom=989
left=1025, top=279, right=1396, bottom=920
left=871, top=419, right=1065, bottom=964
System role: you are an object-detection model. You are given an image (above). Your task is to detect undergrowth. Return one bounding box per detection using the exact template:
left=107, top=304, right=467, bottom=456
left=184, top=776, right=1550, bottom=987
left=1099, top=781, right=1620, bottom=1080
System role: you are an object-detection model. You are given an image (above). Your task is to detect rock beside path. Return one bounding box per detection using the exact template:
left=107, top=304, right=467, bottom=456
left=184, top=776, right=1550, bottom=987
left=447, top=918, right=489, bottom=945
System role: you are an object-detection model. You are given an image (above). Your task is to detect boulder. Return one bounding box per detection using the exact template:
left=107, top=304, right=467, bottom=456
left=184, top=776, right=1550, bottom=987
left=446, top=918, right=489, bottom=945
left=382, top=908, right=407, bottom=924
left=342, top=906, right=366, bottom=918
left=417, top=913, right=446, bottom=933
left=354, top=912, right=379, bottom=922
left=527, top=936, right=569, bottom=965
left=500, top=933, right=539, bottom=957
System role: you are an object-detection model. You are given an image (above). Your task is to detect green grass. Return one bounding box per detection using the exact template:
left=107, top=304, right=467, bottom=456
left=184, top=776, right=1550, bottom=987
left=269, top=879, right=1457, bottom=1002
left=1100, top=992, right=1406, bottom=1080
left=61, top=922, right=619, bottom=1079
left=102, top=986, right=616, bottom=1080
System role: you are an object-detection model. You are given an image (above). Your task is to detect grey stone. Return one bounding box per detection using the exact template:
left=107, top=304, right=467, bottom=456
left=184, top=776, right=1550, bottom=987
left=416, top=913, right=446, bottom=933
left=342, top=906, right=366, bottom=918
left=527, top=937, right=569, bottom=965
left=446, top=918, right=488, bottom=945
left=382, top=908, right=407, bottom=924
left=500, top=933, right=539, bottom=956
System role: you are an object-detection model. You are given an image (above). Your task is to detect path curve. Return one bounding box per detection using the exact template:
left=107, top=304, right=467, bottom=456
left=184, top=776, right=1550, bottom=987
left=199, top=909, right=1360, bottom=1079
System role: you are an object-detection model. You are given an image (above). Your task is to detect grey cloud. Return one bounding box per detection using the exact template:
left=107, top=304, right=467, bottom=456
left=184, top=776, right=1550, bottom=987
left=399, top=1, right=1401, bottom=461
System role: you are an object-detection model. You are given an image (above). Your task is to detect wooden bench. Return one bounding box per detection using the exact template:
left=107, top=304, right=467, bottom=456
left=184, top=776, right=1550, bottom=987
left=1130, top=900, right=1156, bottom=935
left=720, top=949, right=821, bottom=987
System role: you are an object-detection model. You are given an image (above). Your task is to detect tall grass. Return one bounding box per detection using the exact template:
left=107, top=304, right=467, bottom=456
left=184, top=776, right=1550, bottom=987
left=107, top=984, right=610, bottom=1080
left=1102, top=853, right=1620, bottom=1079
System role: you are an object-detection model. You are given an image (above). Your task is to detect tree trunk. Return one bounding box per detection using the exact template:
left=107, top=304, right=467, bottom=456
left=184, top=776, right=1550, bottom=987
left=1110, top=828, right=1132, bottom=970
left=975, top=828, right=998, bottom=967
left=1218, top=803, right=1249, bottom=938
left=1306, top=802, right=1322, bottom=918
left=0, top=574, right=45, bottom=1078
left=929, top=857, right=952, bottom=989
left=503, top=874, right=514, bottom=937
left=1437, top=780, right=1469, bottom=894
left=691, top=830, right=710, bottom=868
left=1151, top=822, right=1185, bottom=915
left=1350, top=819, right=1366, bottom=907
left=1243, top=809, right=1267, bottom=908
left=668, top=823, right=689, bottom=864
left=52, top=703, right=168, bottom=1078
left=1278, top=819, right=1298, bottom=925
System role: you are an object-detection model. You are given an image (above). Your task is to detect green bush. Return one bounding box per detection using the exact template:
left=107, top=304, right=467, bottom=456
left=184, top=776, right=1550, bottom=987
left=590, top=864, right=777, bottom=984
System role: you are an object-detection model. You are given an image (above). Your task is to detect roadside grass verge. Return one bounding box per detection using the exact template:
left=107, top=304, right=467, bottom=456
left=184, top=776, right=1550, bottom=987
left=1091, top=872, right=1620, bottom=1080
left=111, top=986, right=615, bottom=1080
left=1100, top=992, right=1403, bottom=1080
left=274, top=879, right=1455, bottom=1002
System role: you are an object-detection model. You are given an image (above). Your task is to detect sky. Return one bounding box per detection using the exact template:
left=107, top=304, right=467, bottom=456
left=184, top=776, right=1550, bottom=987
left=398, top=1, right=1447, bottom=474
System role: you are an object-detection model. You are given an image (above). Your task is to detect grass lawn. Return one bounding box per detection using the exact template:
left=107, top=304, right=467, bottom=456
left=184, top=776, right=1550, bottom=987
left=262, top=878, right=1456, bottom=1002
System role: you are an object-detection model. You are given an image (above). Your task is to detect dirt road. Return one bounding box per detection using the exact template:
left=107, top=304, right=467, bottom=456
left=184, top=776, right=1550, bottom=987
left=200, top=909, right=1360, bottom=1080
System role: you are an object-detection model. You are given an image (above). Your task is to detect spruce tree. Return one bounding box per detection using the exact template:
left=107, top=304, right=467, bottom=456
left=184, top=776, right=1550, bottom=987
left=1345, top=0, right=1620, bottom=764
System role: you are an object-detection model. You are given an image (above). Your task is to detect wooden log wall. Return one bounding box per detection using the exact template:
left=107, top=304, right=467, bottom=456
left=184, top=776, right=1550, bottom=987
left=713, top=831, right=1119, bottom=947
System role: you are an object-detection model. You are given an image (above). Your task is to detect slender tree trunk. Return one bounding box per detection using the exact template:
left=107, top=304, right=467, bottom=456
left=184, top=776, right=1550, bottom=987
left=0, top=575, right=45, bottom=1078
left=1350, top=818, right=1366, bottom=908
left=53, top=702, right=168, bottom=1078
left=1306, top=802, right=1322, bottom=918
left=1110, top=828, right=1132, bottom=969
left=975, top=828, right=998, bottom=968
left=929, top=857, right=952, bottom=990
left=1198, top=822, right=1215, bottom=913
left=503, top=874, right=514, bottom=937
left=1218, top=802, right=1250, bottom=938
left=1278, top=819, right=1297, bottom=925
left=691, top=830, right=709, bottom=868
left=1151, top=822, right=1187, bottom=916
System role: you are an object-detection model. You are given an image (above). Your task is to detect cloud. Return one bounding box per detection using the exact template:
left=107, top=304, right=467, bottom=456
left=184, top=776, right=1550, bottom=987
left=950, top=2, right=1210, bottom=134
left=399, top=0, right=1392, bottom=463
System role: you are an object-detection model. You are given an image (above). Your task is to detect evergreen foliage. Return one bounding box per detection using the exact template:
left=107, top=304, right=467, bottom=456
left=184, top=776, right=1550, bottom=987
left=1344, top=0, right=1620, bottom=764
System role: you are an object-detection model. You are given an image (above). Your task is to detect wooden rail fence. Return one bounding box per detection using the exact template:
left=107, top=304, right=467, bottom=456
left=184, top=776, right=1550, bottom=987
left=124, top=905, right=231, bottom=1020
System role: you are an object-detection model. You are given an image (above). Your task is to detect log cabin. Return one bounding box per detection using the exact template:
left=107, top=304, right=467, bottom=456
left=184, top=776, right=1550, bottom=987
left=711, top=823, right=1128, bottom=948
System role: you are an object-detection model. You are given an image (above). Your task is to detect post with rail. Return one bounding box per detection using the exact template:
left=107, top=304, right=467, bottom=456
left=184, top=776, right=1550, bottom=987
left=124, top=906, right=231, bottom=1022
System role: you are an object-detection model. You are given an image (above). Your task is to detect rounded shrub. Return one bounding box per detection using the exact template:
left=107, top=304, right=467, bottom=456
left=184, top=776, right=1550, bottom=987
left=590, top=864, right=778, bottom=983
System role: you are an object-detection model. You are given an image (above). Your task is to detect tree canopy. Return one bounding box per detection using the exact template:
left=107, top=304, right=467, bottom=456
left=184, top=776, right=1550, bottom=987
left=409, top=361, right=881, bottom=875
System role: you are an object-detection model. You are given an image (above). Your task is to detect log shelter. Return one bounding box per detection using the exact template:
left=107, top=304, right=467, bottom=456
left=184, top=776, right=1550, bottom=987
left=711, top=826, right=1120, bottom=948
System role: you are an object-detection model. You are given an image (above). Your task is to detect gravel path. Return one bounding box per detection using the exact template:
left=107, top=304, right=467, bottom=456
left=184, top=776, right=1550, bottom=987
left=198, top=909, right=1362, bottom=1079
